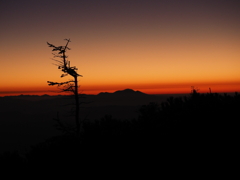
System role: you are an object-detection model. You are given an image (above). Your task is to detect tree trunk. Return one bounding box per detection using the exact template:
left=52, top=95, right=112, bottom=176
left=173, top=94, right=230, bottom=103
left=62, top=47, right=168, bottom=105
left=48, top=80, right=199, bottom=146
left=74, top=76, right=80, bottom=136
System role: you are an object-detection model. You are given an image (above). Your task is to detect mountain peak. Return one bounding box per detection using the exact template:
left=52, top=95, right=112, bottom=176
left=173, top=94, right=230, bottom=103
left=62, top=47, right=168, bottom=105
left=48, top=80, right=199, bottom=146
left=114, top=89, right=146, bottom=95
left=98, top=89, right=147, bottom=96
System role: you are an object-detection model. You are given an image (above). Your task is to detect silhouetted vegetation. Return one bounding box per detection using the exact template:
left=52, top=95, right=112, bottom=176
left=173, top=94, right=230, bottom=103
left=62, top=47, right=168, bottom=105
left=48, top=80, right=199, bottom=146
left=0, top=151, right=25, bottom=169
left=1, top=91, right=239, bottom=167
left=47, top=39, right=83, bottom=136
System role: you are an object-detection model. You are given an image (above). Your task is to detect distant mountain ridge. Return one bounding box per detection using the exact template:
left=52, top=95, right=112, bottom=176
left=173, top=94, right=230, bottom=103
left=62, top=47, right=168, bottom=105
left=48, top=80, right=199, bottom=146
left=98, top=88, right=147, bottom=96
left=1, top=89, right=147, bottom=99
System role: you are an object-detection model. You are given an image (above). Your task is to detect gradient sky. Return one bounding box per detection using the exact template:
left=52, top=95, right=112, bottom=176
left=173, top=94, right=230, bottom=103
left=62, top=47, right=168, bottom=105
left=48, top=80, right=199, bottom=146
left=1, top=0, right=240, bottom=96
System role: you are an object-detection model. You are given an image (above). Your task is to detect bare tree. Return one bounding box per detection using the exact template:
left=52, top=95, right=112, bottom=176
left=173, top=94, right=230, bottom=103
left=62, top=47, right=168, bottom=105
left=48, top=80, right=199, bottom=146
left=47, top=39, right=82, bottom=136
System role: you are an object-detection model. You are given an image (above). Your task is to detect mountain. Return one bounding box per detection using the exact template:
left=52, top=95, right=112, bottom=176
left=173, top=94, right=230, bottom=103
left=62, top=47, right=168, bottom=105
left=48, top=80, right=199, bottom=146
left=0, top=89, right=177, bottom=153
left=114, top=88, right=146, bottom=95
left=98, top=88, right=147, bottom=96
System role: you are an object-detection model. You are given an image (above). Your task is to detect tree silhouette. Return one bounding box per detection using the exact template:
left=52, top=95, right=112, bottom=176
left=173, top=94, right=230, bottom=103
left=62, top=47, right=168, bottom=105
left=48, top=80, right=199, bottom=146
left=47, top=39, right=82, bottom=136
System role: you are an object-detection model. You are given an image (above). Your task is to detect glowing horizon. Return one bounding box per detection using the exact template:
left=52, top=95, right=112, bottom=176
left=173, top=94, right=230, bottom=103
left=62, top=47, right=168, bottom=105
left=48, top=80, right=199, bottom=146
left=1, top=1, right=240, bottom=97
left=1, top=80, right=239, bottom=97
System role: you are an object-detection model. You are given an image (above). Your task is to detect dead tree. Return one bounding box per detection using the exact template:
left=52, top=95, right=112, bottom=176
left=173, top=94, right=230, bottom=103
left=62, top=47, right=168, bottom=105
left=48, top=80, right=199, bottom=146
left=47, top=39, right=82, bottom=136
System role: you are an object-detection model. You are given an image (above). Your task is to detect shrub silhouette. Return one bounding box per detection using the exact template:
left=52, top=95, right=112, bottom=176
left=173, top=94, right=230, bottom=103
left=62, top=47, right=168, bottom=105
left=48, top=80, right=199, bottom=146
left=21, top=91, right=239, bottom=166
left=138, top=90, right=239, bottom=148
left=0, top=151, right=25, bottom=169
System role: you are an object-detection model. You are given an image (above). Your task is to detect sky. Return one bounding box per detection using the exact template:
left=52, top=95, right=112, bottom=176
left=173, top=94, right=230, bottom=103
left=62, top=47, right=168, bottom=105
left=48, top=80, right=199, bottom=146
left=1, top=0, right=240, bottom=96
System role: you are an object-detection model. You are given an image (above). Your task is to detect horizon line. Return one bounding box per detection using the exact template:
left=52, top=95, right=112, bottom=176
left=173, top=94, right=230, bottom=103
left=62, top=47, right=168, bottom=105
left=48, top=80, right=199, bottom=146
left=0, top=88, right=239, bottom=97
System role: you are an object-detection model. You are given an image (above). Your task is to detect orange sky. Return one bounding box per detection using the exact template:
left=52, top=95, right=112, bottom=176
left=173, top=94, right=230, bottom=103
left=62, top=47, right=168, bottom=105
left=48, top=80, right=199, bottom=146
left=0, top=0, right=240, bottom=96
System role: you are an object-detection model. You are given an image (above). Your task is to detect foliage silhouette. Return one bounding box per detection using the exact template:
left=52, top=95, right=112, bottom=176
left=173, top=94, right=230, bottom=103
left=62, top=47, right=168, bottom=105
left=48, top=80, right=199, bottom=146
left=2, top=90, right=239, bottom=167
left=0, top=151, right=26, bottom=169
left=47, top=39, right=83, bottom=136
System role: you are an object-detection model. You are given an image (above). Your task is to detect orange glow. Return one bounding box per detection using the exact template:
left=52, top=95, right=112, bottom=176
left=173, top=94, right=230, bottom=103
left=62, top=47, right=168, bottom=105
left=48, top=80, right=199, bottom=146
left=1, top=81, right=239, bottom=97
left=1, top=1, right=240, bottom=97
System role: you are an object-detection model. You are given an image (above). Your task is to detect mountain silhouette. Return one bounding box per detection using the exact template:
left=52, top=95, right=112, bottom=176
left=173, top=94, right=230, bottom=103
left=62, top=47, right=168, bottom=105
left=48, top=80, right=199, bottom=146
left=114, top=88, right=146, bottom=95
left=98, top=88, right=147, bottom=96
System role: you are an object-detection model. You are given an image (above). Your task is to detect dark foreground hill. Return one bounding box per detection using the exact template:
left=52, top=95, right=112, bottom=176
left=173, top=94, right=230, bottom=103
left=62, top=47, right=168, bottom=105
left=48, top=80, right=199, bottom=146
left=0, top=89, right=173, bottom=153
left=1, top=89, right=239, bottom=169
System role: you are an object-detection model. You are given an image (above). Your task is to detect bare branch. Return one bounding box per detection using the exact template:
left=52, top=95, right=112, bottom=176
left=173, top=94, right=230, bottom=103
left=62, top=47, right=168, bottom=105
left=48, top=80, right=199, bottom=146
left=47, top=39, right=83, bottom=136
left=47, top=80, right=74, bottom=86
